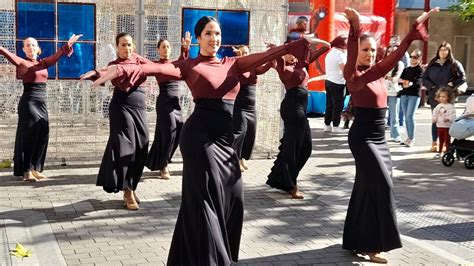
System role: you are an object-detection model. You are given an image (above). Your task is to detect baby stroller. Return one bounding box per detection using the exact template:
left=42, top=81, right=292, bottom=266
left=442, top=139, right=474, bottom=169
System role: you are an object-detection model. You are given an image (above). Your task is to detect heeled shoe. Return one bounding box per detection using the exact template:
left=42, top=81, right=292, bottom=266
left=31, top=170, right=46, bottom=180
left=22, top=171, right=37, bottom=182
left=133, top=191, right=140, bottom=204
left=289, top=186, right=304, bottom=199
left=123, top=190, right=139, bottom=210
left=367, top=253, right=388, bottom=264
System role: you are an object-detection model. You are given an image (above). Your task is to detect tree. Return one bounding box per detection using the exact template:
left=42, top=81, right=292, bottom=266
left=449, top=0, right=474, bottom=21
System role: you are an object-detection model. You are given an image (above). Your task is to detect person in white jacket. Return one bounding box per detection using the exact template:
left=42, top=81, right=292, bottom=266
left=384, top=46, right=405, bottom=142
left=432, top=87, right=457, bottom=155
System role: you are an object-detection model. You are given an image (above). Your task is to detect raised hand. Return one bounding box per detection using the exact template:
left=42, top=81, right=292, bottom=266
left=416, top=7, right=440, bottom=24
left=303, top=34, right=331, bottom=47
left=181, top=31, right=192, bottom=50
left=344, top=8, right=360, bottom=31
left=67, top=34, right=83, bottom=46
left=265, top=42, right=277, bottom=49
left=79, top=70, right=97, bottom=81
left=232, top=46, right=242, bottom=56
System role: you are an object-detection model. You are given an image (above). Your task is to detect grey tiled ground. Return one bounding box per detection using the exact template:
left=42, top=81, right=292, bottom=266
left=0, top=104, right=472, bottom=265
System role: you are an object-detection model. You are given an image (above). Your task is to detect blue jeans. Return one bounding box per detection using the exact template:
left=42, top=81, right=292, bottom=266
left=400, top=95, right=420, bottom=140
left=388, top=96, right=400, bottom=140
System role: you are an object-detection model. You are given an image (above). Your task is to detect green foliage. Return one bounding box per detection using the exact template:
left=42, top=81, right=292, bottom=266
left=449, top=0, right=474, bottom=21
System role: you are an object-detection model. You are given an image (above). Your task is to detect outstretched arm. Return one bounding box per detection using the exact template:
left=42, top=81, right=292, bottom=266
left=342, top=8, right=361, bottom=85
left=0, top=46, right=26, bottom=66
left=237, top=38, right=315, bottom=73
left=43, top=34, right=82, bottom=67
left=372, top=10, right=438, bottom=80
left=84, top=61, right=185, bottom=87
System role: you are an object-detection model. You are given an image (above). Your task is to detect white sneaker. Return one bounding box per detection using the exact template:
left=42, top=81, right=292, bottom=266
left=332, top=127, right=344, bottom=133
left=324, top=125, right=332, bottom=132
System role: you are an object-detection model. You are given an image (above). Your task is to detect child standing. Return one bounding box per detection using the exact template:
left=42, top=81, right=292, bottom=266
left=432, top=87, right=456, bottom=156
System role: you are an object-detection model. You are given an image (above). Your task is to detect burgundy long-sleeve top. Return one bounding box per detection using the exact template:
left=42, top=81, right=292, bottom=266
left=115, top=39, right=311, bottom=101
left=239, top=61, right=274, bottom=86
left=106, top=53, right=154, bottom=91
left=153, top=46, right=189, bottom=83
left=0, top=44, right=73, bottom=83
left=274, top=47, right=329, bottom=89
left=343, top=21, right=428, bottom=108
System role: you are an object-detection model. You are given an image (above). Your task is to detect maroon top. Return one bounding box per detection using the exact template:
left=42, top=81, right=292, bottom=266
left=239, top=61, right=274, bottom=86
left=274, top=46, right=329, bottom=89
left=343, top=21, right=428, bottom=108
left=115, top=39, right=311, bottom=101
left=153, top=46, right=189, bottom=83
left=0, top=44, right=73, bottom=83
left=106, top=53, right=153, bottom=91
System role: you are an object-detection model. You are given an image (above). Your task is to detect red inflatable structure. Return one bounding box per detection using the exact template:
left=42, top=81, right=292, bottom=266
left=288, top=0, right=395, bottom=92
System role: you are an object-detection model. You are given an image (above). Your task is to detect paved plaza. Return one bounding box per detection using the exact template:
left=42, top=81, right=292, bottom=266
left=1, top=103, right=473, bottom=265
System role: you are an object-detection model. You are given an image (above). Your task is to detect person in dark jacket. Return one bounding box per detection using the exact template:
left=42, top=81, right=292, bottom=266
left=399, top=49, right=424, bottom=147
left=422, top=41, right=466, bottom=152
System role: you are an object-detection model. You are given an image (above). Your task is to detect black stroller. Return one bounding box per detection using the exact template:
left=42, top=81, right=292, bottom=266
left=442, top=139, right=474, bottom=169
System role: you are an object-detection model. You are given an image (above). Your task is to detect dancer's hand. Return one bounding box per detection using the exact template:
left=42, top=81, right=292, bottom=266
left=79, top=70, right=96, bottom=80
left=92, top=65, right=118, bottom=87
left=303, top=34, right=331, bottom=47
left=181, top=31, right=192, bottom=50
left=344, top=8, right=360, bottom=31
left=265, top=42, right=276, bottom=49
left=232, top=46, right=242, bottom=56
left=67, top=34, right=83, bottom=46
left=416, top=7, right=440, bottom=24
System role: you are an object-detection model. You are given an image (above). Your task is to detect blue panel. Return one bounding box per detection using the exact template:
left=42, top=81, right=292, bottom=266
left=182, top=8, right=216, bottom=44
left=397, top=0, right=457, bottom=10
left=189, top=45, right=200, bottom=59
left=217, top=11, right=249, bottom=45
left=58, top=4, right=95, bottom=41
left=58, top=42, right=95, bottom=79
left=216, top=46, right=235, bottom=59
left=16, top=41, right=56, bottom=78
left=17, top=2, right=55, bottom=39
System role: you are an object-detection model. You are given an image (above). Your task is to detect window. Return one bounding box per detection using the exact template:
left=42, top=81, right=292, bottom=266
left=15, top=1, right=96, bottom=79
left=182, top=8, right=250, bottom=59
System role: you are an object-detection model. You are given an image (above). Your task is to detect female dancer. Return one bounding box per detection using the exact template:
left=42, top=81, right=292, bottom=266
left=423, top=41, right=466, bottom=152
left=232, top=45, right=274, bottom=172
left=342, top=7, right=438, bottom=263
left=81, top=32, right=153, bottom=210
left=146, top=33, right=190, bottom=179
left=90, top=16, right=323, bottom=265
left=0, top=34, right=81, bottom=181
left=266, top=40, right=330, bottom=199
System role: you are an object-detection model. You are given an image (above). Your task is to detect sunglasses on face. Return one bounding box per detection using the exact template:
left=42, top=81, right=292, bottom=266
left=410, top=55, right=420, bottom=59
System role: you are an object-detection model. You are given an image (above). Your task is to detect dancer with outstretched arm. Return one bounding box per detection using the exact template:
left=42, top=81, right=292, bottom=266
left=0, top=34, right=81, bottom=181
left=341, top=7, right=438, bottom=263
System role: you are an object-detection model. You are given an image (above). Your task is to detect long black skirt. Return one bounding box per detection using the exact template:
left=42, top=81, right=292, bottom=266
left=232, top=84, right=257, bottom=160
left=97, top=87, right=149, bottom=193
left=13, top=83, right=49, bottom=177
left=167, top=99, right=243, bottom=265
left=266, top=87, right=312, bottom=192
left=343, top=107, right=402, bottom=252
left=146, top=82, right=183, bottom=170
